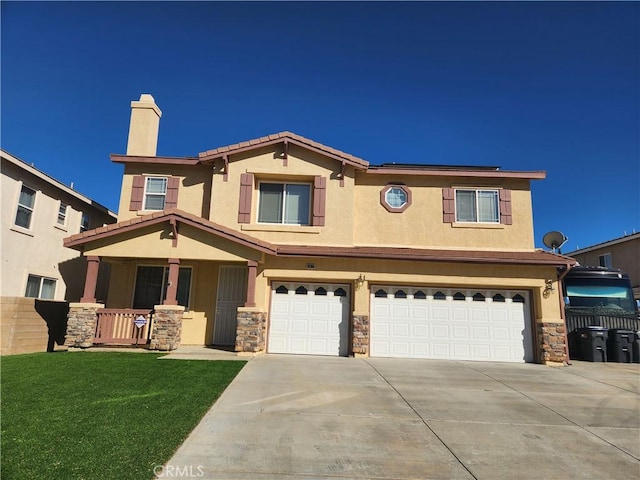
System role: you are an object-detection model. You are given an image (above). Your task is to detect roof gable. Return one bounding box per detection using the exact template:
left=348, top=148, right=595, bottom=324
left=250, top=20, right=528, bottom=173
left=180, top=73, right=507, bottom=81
left=64, top=209, right=277, bottom=256
left=110, top=131, right=545, bottom=180
left=198, top=131, right=369, bottom=170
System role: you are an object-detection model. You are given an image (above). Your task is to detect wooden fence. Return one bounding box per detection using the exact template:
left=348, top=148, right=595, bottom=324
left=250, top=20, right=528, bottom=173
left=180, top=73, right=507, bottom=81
left=95, top=309, right=153, bottom=346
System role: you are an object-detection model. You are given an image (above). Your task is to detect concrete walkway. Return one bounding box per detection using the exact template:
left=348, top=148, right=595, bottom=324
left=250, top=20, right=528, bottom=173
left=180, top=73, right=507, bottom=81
left=163, top=355, right=639, bottom=479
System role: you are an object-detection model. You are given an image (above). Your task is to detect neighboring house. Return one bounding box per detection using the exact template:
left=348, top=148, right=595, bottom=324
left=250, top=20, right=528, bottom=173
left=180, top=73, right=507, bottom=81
left=63, top=94, right=575, bottom=364
left=566, top=233, right=640, bottom=300
left=1, top=150, right=116, bottom=354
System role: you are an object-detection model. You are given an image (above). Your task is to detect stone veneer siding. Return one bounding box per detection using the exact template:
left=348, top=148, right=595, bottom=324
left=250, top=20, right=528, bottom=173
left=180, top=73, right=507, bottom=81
left=149, top=306, right=184, bottom=351
left=537, top=322, right=566, bottom=364
left=65, top=303, right=103, bottom=348
left=352, top=315, right=369, bottom=355
left=235, top=311, right=266, bottom=353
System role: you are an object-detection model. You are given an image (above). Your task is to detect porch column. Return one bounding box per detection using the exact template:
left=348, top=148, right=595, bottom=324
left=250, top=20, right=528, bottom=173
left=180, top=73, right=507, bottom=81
left=80, top=256, right=100, bottom=303
left=245, top=261, right=257, bottom=307
left=163, top=258, right=180, bottom=305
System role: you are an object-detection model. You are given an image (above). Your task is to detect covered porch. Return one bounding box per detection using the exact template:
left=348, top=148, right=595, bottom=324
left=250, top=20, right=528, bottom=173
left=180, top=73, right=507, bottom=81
left=62, top=210, right=272, bottom=352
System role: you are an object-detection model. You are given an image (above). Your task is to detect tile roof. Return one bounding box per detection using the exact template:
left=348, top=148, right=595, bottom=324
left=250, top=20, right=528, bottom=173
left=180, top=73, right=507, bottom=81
left=276, top=245, right=575, bottom=266
left=109, top=132, right=545, bottom=179
left=64, top=209, right=575, bottom=266
left=64, top=209, right=277, bottom=254
left=198, top=131, right=369, bottom=169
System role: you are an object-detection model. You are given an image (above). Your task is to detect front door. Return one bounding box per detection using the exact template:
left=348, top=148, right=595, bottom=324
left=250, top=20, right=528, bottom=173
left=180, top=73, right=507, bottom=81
left=213, top=265, right=248, bottom=346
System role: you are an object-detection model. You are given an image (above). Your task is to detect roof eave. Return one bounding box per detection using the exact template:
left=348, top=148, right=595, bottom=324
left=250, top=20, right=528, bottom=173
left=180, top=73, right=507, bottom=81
left=364, top=167, right=546, bottom=180
left=198, top=133, right=369, bottom=170
left=276, top=246, right=575, bottom=266
left=64, top=210, right=277, bottom=255
left=2, top=149, right=116, bottom=217
left=110, top=154, right=200, bottom=165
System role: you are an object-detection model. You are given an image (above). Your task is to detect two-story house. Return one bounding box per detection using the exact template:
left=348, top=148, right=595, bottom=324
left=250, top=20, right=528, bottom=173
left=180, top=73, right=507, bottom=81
left=63, top=94, right=575, bottom=364
left=1, top=149, right=116, bottom=355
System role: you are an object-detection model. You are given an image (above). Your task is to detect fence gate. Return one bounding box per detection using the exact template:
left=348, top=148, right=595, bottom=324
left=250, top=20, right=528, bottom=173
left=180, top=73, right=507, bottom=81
left=95, top=309, right=153, bottom=346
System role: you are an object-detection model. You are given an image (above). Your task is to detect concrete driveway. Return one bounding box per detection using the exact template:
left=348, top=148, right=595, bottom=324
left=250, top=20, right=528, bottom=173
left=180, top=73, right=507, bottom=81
left=164, top=355, right=639, bottom=479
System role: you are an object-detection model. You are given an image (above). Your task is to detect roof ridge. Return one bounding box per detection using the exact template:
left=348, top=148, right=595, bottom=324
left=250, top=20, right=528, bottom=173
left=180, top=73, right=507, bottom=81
left=198, top=131, right=369, bottom=168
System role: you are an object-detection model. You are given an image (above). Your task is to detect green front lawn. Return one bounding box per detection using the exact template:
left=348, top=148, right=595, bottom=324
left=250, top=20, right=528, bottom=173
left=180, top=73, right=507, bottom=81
left=1, top=352, right=246, bottom=479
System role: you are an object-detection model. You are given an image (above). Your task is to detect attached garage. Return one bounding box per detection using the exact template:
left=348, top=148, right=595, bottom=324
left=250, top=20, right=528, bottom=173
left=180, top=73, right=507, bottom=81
left=268, top=283, right=350, bottom=356
left=370, top=286, right=534, bottom=362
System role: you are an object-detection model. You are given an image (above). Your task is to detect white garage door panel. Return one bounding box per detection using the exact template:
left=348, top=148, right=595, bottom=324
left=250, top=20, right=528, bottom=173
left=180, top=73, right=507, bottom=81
left=371, top=287, right=534, bottom=363
left=268, top=283, right=349, bottom=356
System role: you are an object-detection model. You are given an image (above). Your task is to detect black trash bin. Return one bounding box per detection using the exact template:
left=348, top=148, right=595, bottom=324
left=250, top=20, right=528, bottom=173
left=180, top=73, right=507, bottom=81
left=607, top=329, right=634, bottom=363
left=577, top=327, right=608, bottom=362
left=632, top=332, right=640, bottom=364
left=568, top=330, right=583, bottom=360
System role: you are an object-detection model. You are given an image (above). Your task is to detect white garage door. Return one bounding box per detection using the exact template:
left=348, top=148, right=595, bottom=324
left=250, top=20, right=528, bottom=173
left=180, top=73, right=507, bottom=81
left=371, top=287, right=534, bottom=362
left=268, top=283, right=350, bottom=356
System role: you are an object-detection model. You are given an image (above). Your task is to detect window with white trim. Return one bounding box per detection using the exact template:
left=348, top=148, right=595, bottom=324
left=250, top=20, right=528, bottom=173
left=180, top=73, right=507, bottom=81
left=455, top=189, right=499, bottom=223
left=144, top=177, right=167, bottom=210
left=80, top=213, right=90, bottom=232
left=57, top=202, right=68, bottom=226
left=386, top=187, right=407, bottom=208
left=258, top=182, right=311, bottom=225
left=132, top=265, right=192, bottom=310
left=25, top=274, right=56, bottom=299
left=15, top=185, right=36, bottom=229
left=598, top=253, right=613, bottom=268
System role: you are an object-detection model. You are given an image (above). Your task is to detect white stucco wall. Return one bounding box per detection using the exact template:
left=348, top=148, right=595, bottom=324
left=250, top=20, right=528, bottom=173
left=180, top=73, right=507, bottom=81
left=1, top=152, right=116, bottom=301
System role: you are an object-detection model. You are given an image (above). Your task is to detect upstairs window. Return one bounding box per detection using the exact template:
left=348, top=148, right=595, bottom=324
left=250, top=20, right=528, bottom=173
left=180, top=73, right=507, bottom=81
left=380, top=184, right=411, bottom=213
left=57, top=203, right=68, bottom=226
left=455, top=189, right=499, bottom=223
left=144, top=177, right=167, bottom=210
left=25, top=274, right=56, bottom=299
left=80, top=213, right=90, bottom=232
left=386, top=188, right=407, bottom=208
left=598, top=253, right=613, bottom=268
left=258, top=182, right=311, bottom=225
left=15, top=185, right=36, bottom=229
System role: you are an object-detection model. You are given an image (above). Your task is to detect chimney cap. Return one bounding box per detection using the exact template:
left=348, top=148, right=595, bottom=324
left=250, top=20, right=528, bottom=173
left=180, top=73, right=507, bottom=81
left=130, top=93, right=162, bottom=117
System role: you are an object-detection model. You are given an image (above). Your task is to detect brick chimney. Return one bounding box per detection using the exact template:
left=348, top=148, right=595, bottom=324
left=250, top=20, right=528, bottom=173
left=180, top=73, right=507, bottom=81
left=126, top=94, right=162, bottom=156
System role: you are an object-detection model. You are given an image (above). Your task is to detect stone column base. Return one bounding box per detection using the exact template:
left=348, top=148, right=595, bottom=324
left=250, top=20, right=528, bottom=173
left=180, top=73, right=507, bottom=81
left=235, top=308, right=266, bottom=353
left=537, top=322, right=567, bottom=365
left=352, top=313, right=370, bottom=356
left=65, top=303, right=104, bottom=349
left=149, top=305, right=184, bottom=351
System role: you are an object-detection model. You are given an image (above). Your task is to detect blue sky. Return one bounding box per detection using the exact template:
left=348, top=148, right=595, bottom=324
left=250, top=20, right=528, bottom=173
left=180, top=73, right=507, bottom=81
left=2, top=1, right=638, bottom=251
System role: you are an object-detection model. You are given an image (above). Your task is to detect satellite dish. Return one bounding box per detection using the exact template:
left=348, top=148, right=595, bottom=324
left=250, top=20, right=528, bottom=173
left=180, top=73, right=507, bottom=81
left=543, top=231, right=568, bottom=253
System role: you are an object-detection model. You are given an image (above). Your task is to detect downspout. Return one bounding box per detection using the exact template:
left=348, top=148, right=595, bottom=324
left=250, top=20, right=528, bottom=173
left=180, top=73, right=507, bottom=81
left=557, top=262, right=574, bottom=365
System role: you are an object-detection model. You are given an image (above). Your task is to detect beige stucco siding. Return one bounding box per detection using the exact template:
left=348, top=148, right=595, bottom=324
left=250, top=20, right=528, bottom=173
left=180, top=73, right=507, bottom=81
left=114, top=147, right=537, bottom=252
left=117, top=164, right=212, bottom=222
left=105, top=262, right=135, bottom=308
left=259, top=256, right=561, bottom=321
left=210, top=144, right=356, bottom=246
left=353, top=175, right=535, bottom=250
left=81, top=224, right=262, bottom=262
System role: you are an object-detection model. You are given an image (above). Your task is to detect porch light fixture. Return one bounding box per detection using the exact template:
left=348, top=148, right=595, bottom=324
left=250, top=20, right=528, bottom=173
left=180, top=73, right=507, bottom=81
left=543, top=279, right=555, bottom=298
left=355, top=274, right=366, bottom=290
